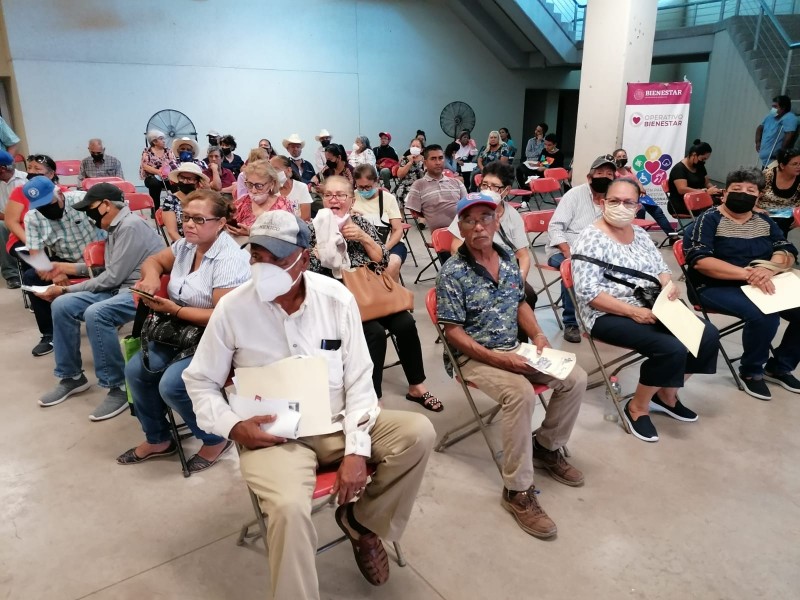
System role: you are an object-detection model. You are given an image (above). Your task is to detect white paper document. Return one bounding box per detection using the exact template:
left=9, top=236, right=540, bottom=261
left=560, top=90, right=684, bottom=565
left=228, top=394, right=301, bottom=439
left=524, top=161, right=540, bottom=169
left=460, top=162, right=477, bottom=173
left=516, top=344, right=577, bottom=380
left=17, top=249, right=53, bottom=271
left=741, top=271, right=800, bottom=314
left=21, top=284, right=52, bottom=294
left=652, top=281, right=705, bottom=357
left=234, top=356, right=333, bottom=438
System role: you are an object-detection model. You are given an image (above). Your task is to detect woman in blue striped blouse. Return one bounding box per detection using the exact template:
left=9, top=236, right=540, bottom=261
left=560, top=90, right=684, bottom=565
left=118, top=190, right=251, bottom=473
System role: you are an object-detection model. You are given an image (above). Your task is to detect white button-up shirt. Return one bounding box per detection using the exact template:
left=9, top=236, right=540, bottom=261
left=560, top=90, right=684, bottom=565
left=0, top=169, right=26, bottom=213
left=546, top=183, right=603, bottom=258
left=183, top=271, right=380, bottom=456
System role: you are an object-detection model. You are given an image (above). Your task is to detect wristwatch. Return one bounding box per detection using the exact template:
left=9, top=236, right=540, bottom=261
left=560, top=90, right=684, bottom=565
left=61, top=286, right=68, bottom=294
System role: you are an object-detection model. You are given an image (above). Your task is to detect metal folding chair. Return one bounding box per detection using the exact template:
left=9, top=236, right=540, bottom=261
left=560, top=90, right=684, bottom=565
left=154, top=208, right=170, bottom=245
left=126, top=192, right=156, bottom=220
left=81, top=176, right=124, bottom=190
left=672, top=239, right=745, bottom=390
left=531, top=177, right=562, bottom=209
left=544, top=167, right=570, bottom=194
left=522, top=210, right=563, bottom=329
left=424, top=289, right=566, bottom=473
left=413, top=227, right=451, bottom=284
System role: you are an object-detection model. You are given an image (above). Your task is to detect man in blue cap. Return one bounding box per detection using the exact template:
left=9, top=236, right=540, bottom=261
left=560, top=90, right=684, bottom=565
left=20, top=176, right=99, bottom=356
left=436, top=192, right=586, bottom=540
left=0, top=149, right=27, bottom=287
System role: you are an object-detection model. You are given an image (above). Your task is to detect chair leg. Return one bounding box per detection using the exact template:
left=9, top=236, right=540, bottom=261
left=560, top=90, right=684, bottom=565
left=166, top=407, right=191, bottom=478
left=435, top=403, right=503, bottom=469
left=392, top=541, right=407, bottom=567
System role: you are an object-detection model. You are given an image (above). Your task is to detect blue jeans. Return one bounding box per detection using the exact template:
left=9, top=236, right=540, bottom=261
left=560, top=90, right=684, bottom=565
left=699, top=285, right=800, bottom=377
left=51, top=289, right=137, bottom=388
left=636, top=203, right=674, bottom=235
left=547, top=252, right=576, bottom=326
left=125, top=343, right=224, bottom=445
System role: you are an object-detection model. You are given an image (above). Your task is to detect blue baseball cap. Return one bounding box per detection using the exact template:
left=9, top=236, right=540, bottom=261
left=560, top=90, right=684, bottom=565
left=456, top=192, right=499, bottom=216
left=0, top=150, right=13, bottom=166
left=23, top=176, right=56, bottom=209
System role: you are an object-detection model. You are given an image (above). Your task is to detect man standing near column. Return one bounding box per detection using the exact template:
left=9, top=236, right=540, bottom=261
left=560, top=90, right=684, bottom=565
left=0, top=150, right=26, bottom=287
left=756, top=95, right=798, bottom=167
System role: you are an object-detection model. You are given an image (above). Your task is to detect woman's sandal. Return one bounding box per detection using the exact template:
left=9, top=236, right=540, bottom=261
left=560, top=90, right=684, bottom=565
left=116, top=440, right=177, bottom=465
left=186, top=440, right=233, bottom=473
left=405, top=392, right=444, bottom=412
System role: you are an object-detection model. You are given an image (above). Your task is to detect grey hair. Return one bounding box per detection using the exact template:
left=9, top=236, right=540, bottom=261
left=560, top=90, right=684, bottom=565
left=356, top=135, right=371, bottom=150
left=88, top=138, right=103, bottom=147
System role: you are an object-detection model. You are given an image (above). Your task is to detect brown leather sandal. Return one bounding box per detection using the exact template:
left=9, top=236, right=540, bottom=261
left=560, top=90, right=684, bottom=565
left=335, top=503, right=390, bottom=586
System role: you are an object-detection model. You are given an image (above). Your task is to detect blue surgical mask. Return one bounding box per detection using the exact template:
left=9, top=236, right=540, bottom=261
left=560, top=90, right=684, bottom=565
left=179, top=150, right=193, bottom=162
left=358, top=188, right=377, bottom=199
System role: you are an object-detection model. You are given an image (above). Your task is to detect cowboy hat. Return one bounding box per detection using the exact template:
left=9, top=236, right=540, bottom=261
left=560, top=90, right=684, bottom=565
left=314, top=129, right=332, bottom=141
left=172, top=137, right=200, bottom=157
left=167, top=161, right=210, bottom=185
left=282, top=133, right=305, bottom=149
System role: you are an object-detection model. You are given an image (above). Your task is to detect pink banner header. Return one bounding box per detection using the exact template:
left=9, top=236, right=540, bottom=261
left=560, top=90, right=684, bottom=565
left=626, top=82, right=692, bottom=106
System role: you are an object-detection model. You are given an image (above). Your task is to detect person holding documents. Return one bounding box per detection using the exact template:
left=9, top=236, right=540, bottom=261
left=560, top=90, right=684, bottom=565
left=118, top=190, right=250, bottom=472
left=183, top=210, right=435, bottom=599
left=572, top=178, right=719, bottom=443
left=685, top=168, right=800, bottom=401
left=436, top=193, right=587, bottom=540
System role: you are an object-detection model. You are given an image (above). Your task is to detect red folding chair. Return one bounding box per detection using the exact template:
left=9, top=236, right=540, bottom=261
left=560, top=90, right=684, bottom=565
left=683, top=191, right=713, bottom=219
left=82, top=240, right=106, bottom=277
left=424, top=289, right=565, bottom=471
left=413, top=226, right=450, bottom=285
left=55, top=160, right=81, bottom=189
left=522, top=211, right=563, bottom=329
left=154, top=208, right=170, bottom=245
left=126, top=192, right=156, bottom=219
left=672, top=240, right=744, bottom=390
left=794, top=206, right=800, bottom=228
left=81, top=176, right=124, bottom=190
left=531, top=177, right=562, bottom=209
left=544, top=167, right=569, bottom=191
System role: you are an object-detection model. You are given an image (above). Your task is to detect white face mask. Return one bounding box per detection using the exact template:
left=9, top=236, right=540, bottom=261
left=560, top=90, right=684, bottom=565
left=250, top=191, right=270, bottom=204
left=603, top=203, right=637, bottom=227
left=482, top=190, right=502, bottom=204
left=251, top=252, right=303, bottom=302
left=409, top=146, right=421, bottom=156
left=770, top=107, right=779, bottom=117
left=352, top=143, right=360, bottom=152
left=276, top=171, right=287, bottom=186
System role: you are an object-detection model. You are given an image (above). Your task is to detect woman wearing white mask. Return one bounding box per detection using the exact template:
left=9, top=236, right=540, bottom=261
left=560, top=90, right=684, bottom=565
left=307, top=176, right=443, bottom=412
left=271, top=155, right=312, bottom=221
left=572, top=178, right=719, bottom=443
left=348, top=136, right=376, bottom=169
left=394, top=138, right=425, bottom=203
left=228, top=159, right=295, bottom=240
left=120, top=190, right=250, bottom=472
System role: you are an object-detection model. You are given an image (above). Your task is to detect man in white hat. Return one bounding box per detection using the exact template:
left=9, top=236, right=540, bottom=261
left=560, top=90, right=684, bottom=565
left=282, top=133, right=315, bottom=184
left=172, top=137, right=207, bottom=170
left=313, top=129, right=333, bottom=173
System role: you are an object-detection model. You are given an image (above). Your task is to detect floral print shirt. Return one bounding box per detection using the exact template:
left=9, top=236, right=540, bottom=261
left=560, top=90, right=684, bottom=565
left=139, top=147, right=178, bottom=180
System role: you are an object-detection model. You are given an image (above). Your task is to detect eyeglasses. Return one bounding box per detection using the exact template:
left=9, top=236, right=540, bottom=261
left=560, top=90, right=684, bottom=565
left=459, top=214, right=495, bottom=228
left=245, top=181, right=272, bottom=191
left=322, top=192, right=352, bottom=201
left=177, top=176, right=199, bottom=184
left=181, top=214, right=222, bottom=225
left=479, top=182, right=505, bottom=193
left=355, top=184, right=375, bottom=191
left=605, top=198, right=640, bottom=209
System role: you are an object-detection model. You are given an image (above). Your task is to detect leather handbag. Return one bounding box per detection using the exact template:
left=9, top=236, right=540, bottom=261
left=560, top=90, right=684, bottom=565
left=140, top=310, right=205, bottom=373
left=341, top=264, right=414, bottom=321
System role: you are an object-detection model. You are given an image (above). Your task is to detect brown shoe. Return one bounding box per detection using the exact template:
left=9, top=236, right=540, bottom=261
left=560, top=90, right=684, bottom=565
left=335, top=503, right=390, bottom=586
left=501, top=487, right=557, bottom=539
left=532, top=440, right=584, bottom=487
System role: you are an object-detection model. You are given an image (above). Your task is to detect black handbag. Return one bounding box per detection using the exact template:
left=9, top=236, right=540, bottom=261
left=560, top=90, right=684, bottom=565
left=572, top=254, right=662, bottom=309
left=140, top=310, right=205, bottom=373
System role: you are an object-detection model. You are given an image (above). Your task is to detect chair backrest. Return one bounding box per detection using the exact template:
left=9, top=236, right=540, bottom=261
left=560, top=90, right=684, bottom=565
left=684, top=191, right=712, bottom=212
left=81, top=176, right=124, bottom=190
left=660, top=179, right=670, bottom=194
left=531, top=178, right=561, bottom=193
left=156, top=274, right=170, bottom=299
left=431, top=227, right=456, bottom=254
left=83, top=240, right=106, bottom=270
left=559, top=257, right=573, bottom=289
left=126, top=192, right=155, bottom=213
left=672, top=238, right=686, bottom=267
left=55, top=160, right=80, bottom=177
left=154, top=207, right=165, bottom=227
left=443, top=169, right=457, bottom=178
left=522, top=210, right=555, bottom=234
left=425, top=288, right=439, bottom=326
left=794, top=206, right=800, bottom=227
left=544, top=167, right=569, bottom=181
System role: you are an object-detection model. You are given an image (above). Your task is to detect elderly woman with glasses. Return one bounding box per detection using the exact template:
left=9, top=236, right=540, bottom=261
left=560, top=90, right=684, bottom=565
left=306, top=175, right=443, bottom=412
left=227, top=159, right=295, bottom=240
left=572, top=178, right=719, bottom=443
left=140, top=129, right=178, bottom=209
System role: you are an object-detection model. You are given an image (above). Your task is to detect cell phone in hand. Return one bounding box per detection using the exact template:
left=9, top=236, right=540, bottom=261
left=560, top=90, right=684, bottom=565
left=131, top=288, right=157, bottom=301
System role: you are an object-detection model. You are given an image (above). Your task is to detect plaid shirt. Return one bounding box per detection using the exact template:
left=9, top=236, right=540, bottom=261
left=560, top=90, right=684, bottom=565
left=78, top=154, right=124, bottom=181
left=23, top=191, right=103, bottom=261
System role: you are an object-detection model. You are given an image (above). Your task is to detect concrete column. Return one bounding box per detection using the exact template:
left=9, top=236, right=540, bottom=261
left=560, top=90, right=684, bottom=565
left=572, top=0, right=658, bottom=185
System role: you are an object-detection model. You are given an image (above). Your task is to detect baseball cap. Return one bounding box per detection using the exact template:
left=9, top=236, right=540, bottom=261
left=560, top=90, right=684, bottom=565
left=23, top=176, right=56, bottom=209
left=0, top=150, right=14, bottom=166
left=248, top=210, right=310, bottom=258
left=72, top=182, right=124, bottom=210
left=456, top=192, right=499, bottom=216
left=379, top=131, right=392, bottom=142
left=591, top=154, right=617, bottom=171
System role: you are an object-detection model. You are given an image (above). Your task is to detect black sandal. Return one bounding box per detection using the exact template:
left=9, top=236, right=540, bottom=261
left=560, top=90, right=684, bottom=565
left=116, top=440, right=177, bottom=465
left=186, top=440, right=233, bottom=473
left=405, top=392, right=444, bottom=412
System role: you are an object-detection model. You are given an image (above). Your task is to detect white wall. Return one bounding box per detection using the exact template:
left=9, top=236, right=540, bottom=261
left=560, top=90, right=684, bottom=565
left=700, top=29, right=769, bottom=182
left=2, top=0, right=532, bottom=182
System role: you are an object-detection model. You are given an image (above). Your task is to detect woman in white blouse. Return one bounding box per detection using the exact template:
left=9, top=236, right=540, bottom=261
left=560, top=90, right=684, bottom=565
left=348, top=135, right=376, bottom=169
left=118, top=190, right=251, bottom=472
left=271, top=154, right=313, bottom=221
left=572, top=178, right=719, bottom=443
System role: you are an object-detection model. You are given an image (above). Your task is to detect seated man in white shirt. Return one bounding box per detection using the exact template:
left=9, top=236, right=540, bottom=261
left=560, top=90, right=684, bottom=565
left=183, top=210, right=435, bottom=600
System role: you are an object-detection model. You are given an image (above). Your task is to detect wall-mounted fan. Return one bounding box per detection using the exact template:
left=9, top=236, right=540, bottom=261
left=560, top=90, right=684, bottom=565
left=440, top=101, right=476, bottom=139
left=144, top=109, right=197, bottom=147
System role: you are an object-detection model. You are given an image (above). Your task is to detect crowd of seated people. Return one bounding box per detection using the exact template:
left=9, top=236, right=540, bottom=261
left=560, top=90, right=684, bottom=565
left=9, top=119, right=800, bottom=600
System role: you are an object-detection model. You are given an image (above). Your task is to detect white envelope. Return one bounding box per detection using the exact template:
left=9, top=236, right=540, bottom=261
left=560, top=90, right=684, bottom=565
left=227, top=394, right=301, bottom=439
left=741, top=272, right=800, bottom=314
left=652, top=281, right=705, bottom=357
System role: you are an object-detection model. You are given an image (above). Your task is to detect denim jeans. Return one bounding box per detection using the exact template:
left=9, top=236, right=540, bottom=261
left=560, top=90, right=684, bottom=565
left=0, top=222, right=17, bottom=281
left=51, top=289, right=137, bottom=388
left=636, top=203, right=674, bottom=235
left=546, top=252, right=576, bottom=326
left=125, top=343, right=224, bottom=445
left=699, top=285, right=800, bottom=377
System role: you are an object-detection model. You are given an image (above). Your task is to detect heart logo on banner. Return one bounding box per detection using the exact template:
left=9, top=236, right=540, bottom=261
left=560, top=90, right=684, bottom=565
left=632, top=116, right=641, bottom=124
left=644, top=160, right=660, bottom=174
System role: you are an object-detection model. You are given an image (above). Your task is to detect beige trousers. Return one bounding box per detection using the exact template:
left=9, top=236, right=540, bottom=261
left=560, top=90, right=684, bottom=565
left=459, top=351, right=586, bottom=491
left=239, top=409, right=435, bottom=600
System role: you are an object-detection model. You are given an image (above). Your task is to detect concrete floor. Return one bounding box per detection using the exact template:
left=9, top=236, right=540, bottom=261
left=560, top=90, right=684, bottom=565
left=2, top=225, right=799, bottom=600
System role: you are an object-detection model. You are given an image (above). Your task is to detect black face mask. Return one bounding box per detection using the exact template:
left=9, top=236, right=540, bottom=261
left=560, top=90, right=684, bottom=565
left=615, top=158, right=628, bottom=168
left=221, top=147, right=232, bottom=156
left=208, top=137, right=219, bottom=146
left=27, top=172, right=40, bottom=180
left=177, top=182, right=197, bottom=195
left=321, top=139, right=331, bottom=147
left=325, top=159, right=337, bottom=169
left=696, top=159, right=706, bottom=166
left=84, top=204, right=107, bottom=228
left=37, top=201, right=64, bottom=221
left=91, top=152, right=104, bottom=162
left=589, top=177, right=612, bottom=194
left=725, top=192, right=758, bottom=214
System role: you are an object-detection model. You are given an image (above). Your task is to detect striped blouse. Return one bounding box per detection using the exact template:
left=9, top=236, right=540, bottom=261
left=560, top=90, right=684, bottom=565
left=168, top=232, right=251, bottom=309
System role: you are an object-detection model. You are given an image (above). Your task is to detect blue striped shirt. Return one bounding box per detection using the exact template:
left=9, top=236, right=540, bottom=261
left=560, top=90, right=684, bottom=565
left=168, top=232, right=251, bottom=308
